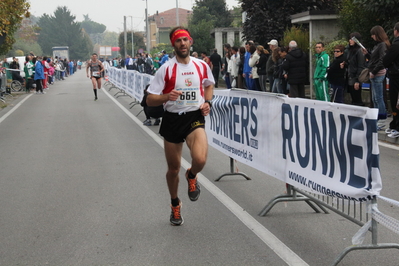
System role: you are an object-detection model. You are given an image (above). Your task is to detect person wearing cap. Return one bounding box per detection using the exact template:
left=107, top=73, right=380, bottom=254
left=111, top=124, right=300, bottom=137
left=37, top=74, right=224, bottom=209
left=266, top=39, right=279, bottom=92
left=146, top=26, right=215, bottom=226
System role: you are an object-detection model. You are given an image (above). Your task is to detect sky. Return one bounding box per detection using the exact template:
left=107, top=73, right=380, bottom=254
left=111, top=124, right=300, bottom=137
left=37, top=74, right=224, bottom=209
left=28, top=0, right=240, bottom=33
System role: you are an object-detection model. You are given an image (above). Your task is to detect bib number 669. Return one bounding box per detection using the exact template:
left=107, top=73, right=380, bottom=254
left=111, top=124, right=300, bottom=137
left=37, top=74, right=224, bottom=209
left=180, top=91, right=196, bottom=101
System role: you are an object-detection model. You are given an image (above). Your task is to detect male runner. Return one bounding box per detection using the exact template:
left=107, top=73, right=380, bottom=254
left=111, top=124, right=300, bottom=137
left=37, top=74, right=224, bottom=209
left=147, top=26, right=215, bottom=226
left=86, top=53, right=104, bottom=100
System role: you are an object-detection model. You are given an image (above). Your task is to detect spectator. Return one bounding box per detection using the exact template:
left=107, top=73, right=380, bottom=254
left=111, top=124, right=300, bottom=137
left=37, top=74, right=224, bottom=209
left=159, top=50, right=169, bottom=67
left=126, top=55, right=134, bottom=70
left=24, top=55, right=34, bottom=93
left=34, top=56, right=45, bottom=94
left=266, top=39, right=279, bottom=92
left=228, top=46, right=240, bottom=88
left=153, top=54, right=160, bottom=72
left=383, top=22, right=399, bottom=138
left=10, top=57, right=24, bottom=84
left=141, top=85, right=164, bottom=126
left=314, top=42, right=330, bottom=101
left=243, top=41, right=254, bottom=90
left=201, top=52, right=212, bottom=69
left=237, top=47, right=246, bottom=89
left=272, top=47, right=287, bottom=94
left=210, top=49, right=222, bottom=88
left=248, top=44, right=260, bottom=91
left=255, top=45, right=269, bottom=92
left=191, top=52, right=199, bottom=58
left=283, top=40, right=308, bottom=98
left=343, top=32, right=366, bottom=106
left=222, top=51, right=231, bottom=89
left=327, top=45, right=346, bottom=103
left=363, top=25, right=390, bottom=130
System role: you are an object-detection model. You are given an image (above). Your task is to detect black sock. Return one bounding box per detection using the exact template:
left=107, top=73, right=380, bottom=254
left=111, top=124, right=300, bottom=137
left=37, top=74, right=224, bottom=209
left=93, top=89, right=97, bottom=97
left=171, top=197, right=180, bottom=207
left=187, top=170, right=196, bottom=179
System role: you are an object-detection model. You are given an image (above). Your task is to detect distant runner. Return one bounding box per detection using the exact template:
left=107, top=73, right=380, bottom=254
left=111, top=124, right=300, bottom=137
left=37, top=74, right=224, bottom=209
left=86, top=53, right=104, bottom=101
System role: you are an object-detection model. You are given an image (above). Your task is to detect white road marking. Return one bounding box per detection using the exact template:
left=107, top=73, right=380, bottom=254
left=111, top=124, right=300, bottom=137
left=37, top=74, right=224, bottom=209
left=0, top=94, right=33, bottom=124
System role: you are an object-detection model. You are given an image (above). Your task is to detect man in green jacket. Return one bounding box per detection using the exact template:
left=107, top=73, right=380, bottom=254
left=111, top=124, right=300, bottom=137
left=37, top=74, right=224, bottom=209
left=314, top=42, right=330, bottom=101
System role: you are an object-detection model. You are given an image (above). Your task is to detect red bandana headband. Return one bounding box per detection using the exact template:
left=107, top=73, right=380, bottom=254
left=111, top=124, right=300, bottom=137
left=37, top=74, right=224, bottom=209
left=170, top=29, right=191, bottom=45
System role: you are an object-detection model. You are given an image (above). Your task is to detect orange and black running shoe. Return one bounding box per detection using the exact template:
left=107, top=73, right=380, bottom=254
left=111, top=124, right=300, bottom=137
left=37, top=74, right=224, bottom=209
left=186, top=168, right=200, bottom=201
left=170, top=202, right=184, bottom=226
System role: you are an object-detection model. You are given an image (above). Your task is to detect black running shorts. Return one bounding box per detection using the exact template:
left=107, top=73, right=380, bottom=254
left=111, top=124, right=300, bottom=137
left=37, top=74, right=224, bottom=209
left=160, top=109, right=205, bottom=143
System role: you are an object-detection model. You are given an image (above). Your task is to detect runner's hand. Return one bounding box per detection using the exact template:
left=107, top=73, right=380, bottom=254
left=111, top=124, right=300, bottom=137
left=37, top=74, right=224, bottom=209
left=200, top=102, right=211, bottom=116
left=168, top=90, right=182, bottom=101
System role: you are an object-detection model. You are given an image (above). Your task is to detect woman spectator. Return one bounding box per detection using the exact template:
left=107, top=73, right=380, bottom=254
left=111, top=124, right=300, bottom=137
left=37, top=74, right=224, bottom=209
left=363, top=26, right=390, bottom=129
left=272, top=47, right=288, bottom=94
left=255, top=45, right=269, bottom=92
left=327, top=45, right=346, bottom=103
left=237, top=47, right=246, bottom=89
left=228, top=46, right=240, bottom=88
left=34, top=56, right=45, bottom=94
left=222, top=51, right=231, bottom=88
left=344, top=32, right=366, bottom=106
left=248, top=45, right=260, bottom=91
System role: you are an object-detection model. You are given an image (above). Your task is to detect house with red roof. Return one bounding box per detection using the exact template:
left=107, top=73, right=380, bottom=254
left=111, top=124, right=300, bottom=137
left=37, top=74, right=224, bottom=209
left=148, top=8, right=193, bottom=48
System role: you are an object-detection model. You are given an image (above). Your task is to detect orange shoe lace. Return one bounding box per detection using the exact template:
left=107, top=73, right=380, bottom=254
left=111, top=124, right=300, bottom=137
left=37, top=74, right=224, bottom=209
left=188, top=178, right=197, bottom=192
left=171, top=205, right=181, bottom=219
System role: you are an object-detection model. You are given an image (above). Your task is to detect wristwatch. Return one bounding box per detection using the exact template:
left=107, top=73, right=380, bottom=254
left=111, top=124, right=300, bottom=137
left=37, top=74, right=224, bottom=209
left=205, top=100, right=212, bottom=108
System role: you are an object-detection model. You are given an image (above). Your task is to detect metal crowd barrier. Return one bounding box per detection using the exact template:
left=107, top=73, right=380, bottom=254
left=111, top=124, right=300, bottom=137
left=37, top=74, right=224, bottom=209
left=259, top=184, right=399, bottom=265
left=215, top=157, right=251, bottom=181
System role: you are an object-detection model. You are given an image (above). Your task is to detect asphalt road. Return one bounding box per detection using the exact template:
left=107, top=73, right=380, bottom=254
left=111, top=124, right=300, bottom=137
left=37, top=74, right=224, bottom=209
left=0, top=69, right=398, bottom=266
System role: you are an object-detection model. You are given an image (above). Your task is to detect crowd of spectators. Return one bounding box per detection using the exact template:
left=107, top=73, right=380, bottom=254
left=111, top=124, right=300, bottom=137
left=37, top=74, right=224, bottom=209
left=1, top=53, right=81, bottom=94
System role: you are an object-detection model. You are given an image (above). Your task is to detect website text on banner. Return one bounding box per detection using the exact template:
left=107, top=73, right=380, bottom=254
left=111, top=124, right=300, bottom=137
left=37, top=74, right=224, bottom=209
left=107, top=67, right=153, bottom=102
left=205, top=90, right=382, bottom=202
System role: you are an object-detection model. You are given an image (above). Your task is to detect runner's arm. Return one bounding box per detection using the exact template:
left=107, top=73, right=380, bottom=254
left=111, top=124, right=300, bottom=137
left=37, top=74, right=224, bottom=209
left=146, top=90, right=182, bottom=107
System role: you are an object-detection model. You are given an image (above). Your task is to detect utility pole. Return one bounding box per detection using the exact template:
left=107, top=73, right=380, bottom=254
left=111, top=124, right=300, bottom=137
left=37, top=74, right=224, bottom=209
left=176, top=0, right=179, bottom=26
left=145, top=0, right=150, bottom=53
left=124, top=16, right=127, bottom=58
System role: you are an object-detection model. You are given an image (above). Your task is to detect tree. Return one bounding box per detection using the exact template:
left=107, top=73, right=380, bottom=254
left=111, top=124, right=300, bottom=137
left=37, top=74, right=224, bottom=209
left=0, top=0, right=30, bottom=54
left=188, top=0, right=233, bottom=54
left=190, top=0, right=233, bottom=28
left=102, top=31, right=119, bottom=47
left=189, top=18, right=215, bottom=54
left=118, top=31, right=145, bottom=57
left=6, top=16, right=42, bottom=56
left=241, top=0, right=338, bottom=46
left=338, top=0, right=399, bottom=49
left=36, top=6, right=93, bottom=59
left=80, top=14, right=106, bottom=46
left=81, top=14, right=106, bottom=35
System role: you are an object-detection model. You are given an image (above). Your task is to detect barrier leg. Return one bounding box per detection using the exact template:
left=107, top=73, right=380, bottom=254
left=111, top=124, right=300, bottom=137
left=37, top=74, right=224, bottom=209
left=215, top=157, right=251, bottom=181
left=331, top=243, right=399, bottom=266
left=259, top=185, right=328, bottom=216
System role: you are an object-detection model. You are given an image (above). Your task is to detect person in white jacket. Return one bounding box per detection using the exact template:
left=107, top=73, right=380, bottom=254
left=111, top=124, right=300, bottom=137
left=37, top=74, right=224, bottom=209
left=227, top=46, right=240, bottom=88
left=248, top=45, right=260, bottom=91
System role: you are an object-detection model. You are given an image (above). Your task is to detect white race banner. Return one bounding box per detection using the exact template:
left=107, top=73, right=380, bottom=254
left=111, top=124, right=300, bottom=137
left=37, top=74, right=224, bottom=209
left=206, top=89, right=382, bottom=201
left=107, top=67, right=153, bottom=103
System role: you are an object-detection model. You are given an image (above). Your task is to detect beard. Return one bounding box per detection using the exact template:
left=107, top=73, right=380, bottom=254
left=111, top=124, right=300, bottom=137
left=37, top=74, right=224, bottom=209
left=175, top=46, right=190, bottom=58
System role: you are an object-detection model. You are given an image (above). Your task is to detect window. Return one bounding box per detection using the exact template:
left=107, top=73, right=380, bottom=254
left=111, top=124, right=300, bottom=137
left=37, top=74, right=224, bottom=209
left=222, top=32, right=227, bottom=46
left=234, top=32, right=240, bottom=44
